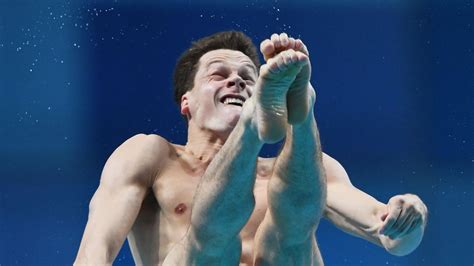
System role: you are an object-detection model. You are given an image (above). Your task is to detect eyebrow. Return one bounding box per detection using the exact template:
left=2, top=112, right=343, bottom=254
left=206, top=60, right=257, bottom=74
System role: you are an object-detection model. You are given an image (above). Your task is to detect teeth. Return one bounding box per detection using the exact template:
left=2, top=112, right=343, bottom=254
left=223, top=97, right=244, bottom=106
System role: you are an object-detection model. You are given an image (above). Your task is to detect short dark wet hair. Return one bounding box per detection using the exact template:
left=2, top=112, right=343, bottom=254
left=173, top=31, right=261, bottom=107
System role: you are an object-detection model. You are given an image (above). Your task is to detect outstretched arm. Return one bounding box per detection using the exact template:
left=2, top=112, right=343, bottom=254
left=322, top=153, right=428, bottom=256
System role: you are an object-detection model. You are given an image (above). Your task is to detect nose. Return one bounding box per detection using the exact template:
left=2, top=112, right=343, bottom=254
left=226, top=75, right=246, bottom=91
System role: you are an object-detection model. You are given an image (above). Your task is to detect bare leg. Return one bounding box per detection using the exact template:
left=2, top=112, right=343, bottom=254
left=163, top=51, right=309, bottom=266
left=254, top=86, right=327, bottom=265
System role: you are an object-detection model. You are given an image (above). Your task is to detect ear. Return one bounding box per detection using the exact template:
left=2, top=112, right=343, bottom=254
left=180, top=92, right=190, bottom=117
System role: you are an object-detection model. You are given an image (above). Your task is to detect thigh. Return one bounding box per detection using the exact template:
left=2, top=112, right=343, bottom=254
left=253, top=211, right=323, bottom=266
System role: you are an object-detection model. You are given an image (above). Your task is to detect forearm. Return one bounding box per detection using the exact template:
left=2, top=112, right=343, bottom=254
left=269, top=108, right=327, bottom=239
left=190, top=114, right=264, bottom=242
left=324, top=183, right=426, bottom=256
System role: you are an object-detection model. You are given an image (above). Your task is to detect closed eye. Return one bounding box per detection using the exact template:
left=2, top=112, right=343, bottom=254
left=243, top=76, right=255, bottom=83
left=211, top=72, right=226, bottom=80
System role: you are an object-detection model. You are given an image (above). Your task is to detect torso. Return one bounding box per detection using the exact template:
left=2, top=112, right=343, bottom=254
left=127, top=143, right=275, bottom=266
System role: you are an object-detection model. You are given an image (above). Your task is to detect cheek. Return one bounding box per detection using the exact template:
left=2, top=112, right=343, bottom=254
left=246, top=85, right=255, bottom=97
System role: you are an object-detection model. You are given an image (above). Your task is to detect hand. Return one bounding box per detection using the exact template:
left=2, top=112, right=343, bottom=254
left=260, top=33, right=309, bottom=62
left=379, top=194, right=428, bottom=240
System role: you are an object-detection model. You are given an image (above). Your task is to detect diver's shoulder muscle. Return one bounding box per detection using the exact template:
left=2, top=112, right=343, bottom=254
left=322, top=152, right=353, bottom=186
left=100, top=133, right=171, bottom=187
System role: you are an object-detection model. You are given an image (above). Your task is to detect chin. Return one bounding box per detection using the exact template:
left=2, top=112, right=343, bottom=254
left=226, top=112, right=241, bottom=127
left=213, top=114, right=241, bottom=135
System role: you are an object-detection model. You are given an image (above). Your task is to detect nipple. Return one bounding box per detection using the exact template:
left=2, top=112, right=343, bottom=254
left=174, top=203, right=187, bottom=214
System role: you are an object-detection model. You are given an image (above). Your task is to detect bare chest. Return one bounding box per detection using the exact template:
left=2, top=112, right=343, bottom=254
left=136, top=160, right=269, bottom=263
left=154, top=162, right=269, bottom=236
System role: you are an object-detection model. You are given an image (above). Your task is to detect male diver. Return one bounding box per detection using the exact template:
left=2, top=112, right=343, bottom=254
left=74, top=31, right=428, bottom=265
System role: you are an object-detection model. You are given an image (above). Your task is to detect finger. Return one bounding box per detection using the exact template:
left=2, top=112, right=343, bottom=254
left=271, top=33, right=281, bottom=50
left=397, top=216, right=419, bottom=239
left=279, top=32, right=289, bottom=47
left=380, top=206, right=402, bottom=235
left=260, top=39, right=275, bottom=61
left=390, top=211, right=416, bottom=239
left=410, top=213, right=423, bottom=233
left=388, top=207, right=412, bottom=238
left=409, top=216, right=422, bottom=234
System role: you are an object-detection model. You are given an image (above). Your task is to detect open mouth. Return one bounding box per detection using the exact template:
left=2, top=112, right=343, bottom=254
left=220, top=95, right=245, bottom=107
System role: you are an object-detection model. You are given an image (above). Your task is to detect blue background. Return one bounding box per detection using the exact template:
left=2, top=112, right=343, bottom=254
left=1, top=0, right=472, bottom=265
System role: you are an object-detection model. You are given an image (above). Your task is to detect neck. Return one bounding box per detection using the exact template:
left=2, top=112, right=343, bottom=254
left=184, top=123, right=232, bottom=164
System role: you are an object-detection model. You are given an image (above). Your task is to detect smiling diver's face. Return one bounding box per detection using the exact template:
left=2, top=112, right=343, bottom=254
left=181, top=49, right=258, bottom=134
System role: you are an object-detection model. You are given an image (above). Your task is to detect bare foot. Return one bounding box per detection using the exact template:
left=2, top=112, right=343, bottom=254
left=254, top=49, right=309, bottom=143
left=260, top=33, right=313, bottom=125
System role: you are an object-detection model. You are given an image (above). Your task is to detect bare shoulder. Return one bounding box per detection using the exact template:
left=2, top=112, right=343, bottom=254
left=322, top=152, right=353, bottom=185
left=101, top=133, right=173, bottom=187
